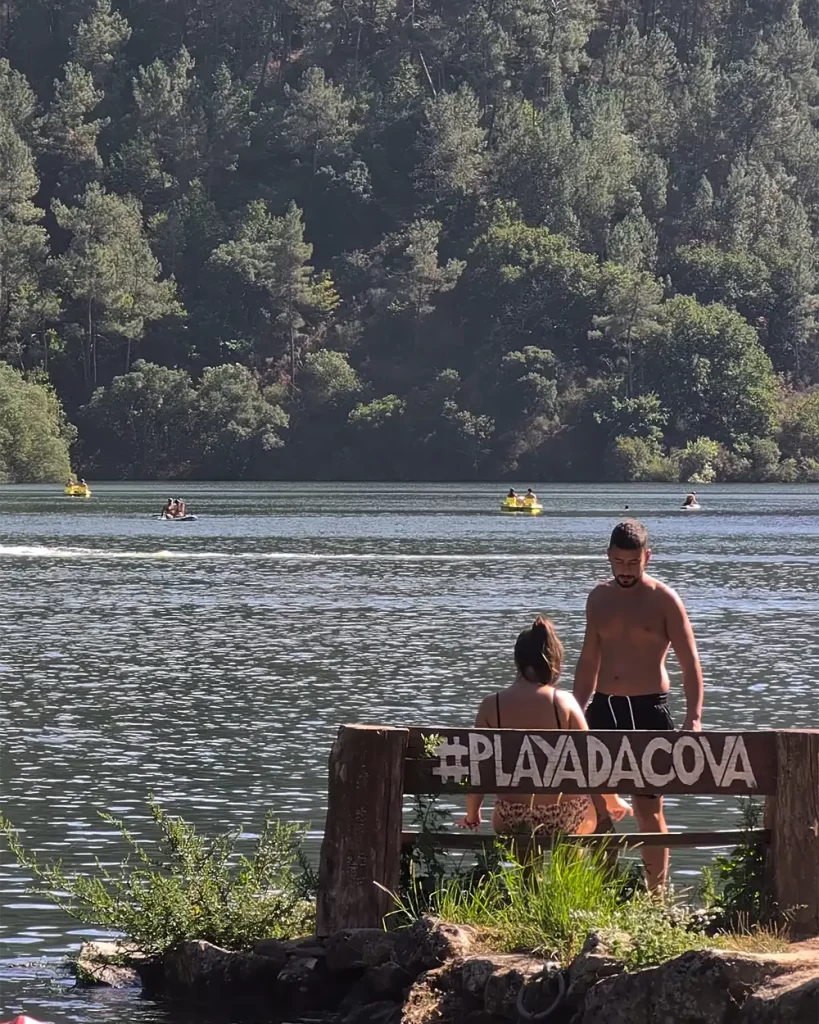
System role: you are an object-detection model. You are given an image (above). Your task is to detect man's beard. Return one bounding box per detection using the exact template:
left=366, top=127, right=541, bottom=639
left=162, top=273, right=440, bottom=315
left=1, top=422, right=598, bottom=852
left=614, top=575, right=640, bottom=588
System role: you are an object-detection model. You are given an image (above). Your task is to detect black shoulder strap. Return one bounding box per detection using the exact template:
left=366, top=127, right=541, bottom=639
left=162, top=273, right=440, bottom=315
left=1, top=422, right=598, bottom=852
left=553, top=690, right=565, bottom=730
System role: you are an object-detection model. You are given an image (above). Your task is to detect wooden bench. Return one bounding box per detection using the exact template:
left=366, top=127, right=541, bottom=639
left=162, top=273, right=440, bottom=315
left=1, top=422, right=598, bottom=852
left=316, top=725, right=819, bottom=936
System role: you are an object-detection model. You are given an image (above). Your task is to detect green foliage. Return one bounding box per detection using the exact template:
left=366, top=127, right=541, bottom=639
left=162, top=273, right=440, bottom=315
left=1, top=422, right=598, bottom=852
left=699, top=799, right=774, bottom=929
left=0, top=799, right=315, bottom=955
left=650, top=297, right=779, bottom=447
left=0, top=362, right=75, bottom=481
left=1, top=1, right=819, bottom=480
left=395, top=841, right=710, bottom=969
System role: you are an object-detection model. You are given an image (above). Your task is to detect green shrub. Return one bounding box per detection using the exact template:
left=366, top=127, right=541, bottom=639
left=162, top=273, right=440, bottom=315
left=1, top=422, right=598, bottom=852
left=699, top=799, right=774, bottom=930
left=393, top=841, right=709, bottom=968
left=0, top=798, right=316, bottom=955
left=610, top=435, right=676, bottom=481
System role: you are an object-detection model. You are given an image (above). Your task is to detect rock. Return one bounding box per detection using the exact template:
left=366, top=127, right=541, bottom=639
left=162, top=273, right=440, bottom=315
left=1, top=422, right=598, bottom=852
left=394, top=917, right=479, bottom=977
left=340, top=961, right=413, bottom=1010
left=74, top=940, right=144, bottom=988
left=326, top=928, right=399, bottom=973
left=282, top=935, right=327, bottom=958
left=401, top=969, right=452, bottom=1024
left=484, top=956, right=561, bottom=1021
left=161, top=940, right=281, bottom=1007
left=580, top=949, right=799, bottom=1024
left=252, top=938, right=288, bottom=969
left=565, top=930, right=632, bottom=1006
left=738, top=963, right=819, bottom=1023
left=342, top=999, right=404, bottom=1024
left=276, top=953, right=351, bottom=1013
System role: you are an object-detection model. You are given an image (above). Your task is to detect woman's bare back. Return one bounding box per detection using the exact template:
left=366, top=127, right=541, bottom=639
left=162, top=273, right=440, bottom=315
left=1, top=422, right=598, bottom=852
left=475, top=681, right=583, bottom=808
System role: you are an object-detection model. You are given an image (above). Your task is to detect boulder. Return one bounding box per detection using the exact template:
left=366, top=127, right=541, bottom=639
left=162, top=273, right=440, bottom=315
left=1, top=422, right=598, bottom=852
left=738, top=962, right=819, bottom=1023
left=580, top=949, right=802, bottom=1024
left=340, top=961, right=413, bottom=1010
left=394, top=917, right=479, bottom=977
left=74, top=940, right=144, bottom=988
left=276, top=952, right=352, bottom=1013
left=161, top=940, right=280, bottom=1007
left=401, top=968, right=452, bottom=1024
left=252, top=938, right=288, bottom=968
left=565, top=930, right=632, bottom=1007
left=483, top=956, right=560, bottom=1021
left=326, top=928, right=399, bottom=973
left=342, top=999, right=404, bottom=1024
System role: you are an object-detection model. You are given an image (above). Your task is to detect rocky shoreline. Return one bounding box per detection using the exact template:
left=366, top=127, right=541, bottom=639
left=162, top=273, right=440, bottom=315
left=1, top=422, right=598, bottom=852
left=75, top=916, right=819, bottom=1023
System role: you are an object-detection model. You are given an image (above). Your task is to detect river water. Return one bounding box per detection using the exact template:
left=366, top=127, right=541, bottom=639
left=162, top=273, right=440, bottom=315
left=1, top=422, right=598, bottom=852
left=1, top=482, right=818, bottom=1023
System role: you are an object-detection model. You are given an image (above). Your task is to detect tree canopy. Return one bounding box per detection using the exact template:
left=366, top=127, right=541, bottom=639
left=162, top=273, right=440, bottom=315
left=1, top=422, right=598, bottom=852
left=1, top=0, right=819, bottom=480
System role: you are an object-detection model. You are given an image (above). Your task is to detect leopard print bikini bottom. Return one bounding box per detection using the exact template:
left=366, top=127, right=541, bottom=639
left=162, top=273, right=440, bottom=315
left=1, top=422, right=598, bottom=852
left=494, top=795, right=592, bottom=836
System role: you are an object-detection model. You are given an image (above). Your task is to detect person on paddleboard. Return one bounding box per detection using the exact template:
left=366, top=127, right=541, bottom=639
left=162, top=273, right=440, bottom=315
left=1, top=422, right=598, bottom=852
left=573, top=519, right=704, bottom=890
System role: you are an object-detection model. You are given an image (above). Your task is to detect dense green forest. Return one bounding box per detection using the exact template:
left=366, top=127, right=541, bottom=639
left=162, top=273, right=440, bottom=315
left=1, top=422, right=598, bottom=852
left=3, top=0, right=819, bottom=481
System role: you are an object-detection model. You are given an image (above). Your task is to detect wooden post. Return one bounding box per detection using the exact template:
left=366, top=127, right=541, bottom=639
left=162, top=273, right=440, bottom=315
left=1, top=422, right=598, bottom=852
left=767, top=731, right=819, bottom=936
left=317, top=725, right=408, bottom=935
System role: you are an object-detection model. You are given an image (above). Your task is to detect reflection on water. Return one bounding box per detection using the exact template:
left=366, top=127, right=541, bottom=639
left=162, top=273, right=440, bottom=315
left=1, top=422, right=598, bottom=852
left=2, top=482, right=819, bottom=1023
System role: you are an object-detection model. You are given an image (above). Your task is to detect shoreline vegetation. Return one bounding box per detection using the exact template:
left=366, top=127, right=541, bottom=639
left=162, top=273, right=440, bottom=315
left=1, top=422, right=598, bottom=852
left=0, top=797, right=805, bottom=1023
left=5, top=4, right=819, bottom=484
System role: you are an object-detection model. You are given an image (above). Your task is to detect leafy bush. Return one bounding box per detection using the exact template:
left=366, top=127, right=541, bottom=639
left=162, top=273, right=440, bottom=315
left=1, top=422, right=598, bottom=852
left=699, top=799, right=774, bottom=930
left=0, top=798, right=316, bottom=954
left=610, top=435, right=677, bottom=481
left=0, top=363, right=75, bottom=482
left=394, top=840, right=710, bottom=968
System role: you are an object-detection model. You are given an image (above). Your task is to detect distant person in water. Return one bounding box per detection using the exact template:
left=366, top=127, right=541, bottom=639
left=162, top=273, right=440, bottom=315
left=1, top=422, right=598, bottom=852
left=161, top=498, right=173, bottom=518
left=459, top=616, right=632, bottom=837
left=682, top=492, right=697, bottom=507
left=507, top=488, right=517, bottom=498
left=573, top=520, right=704, bottom=890
left=175, top=498, right=187, bottom=518
left=523, top=488, right=538, bottom=505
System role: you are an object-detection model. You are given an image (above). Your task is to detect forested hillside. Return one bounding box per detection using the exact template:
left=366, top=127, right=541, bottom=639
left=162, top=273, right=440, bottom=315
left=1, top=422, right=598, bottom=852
left=3, top=0, right=819, bottom=481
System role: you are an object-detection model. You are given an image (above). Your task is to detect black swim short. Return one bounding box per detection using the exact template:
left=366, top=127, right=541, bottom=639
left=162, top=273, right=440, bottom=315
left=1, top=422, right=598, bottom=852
left=585, top=693, right=675, bottom=801
left=586, top=691, right=675, bottom=731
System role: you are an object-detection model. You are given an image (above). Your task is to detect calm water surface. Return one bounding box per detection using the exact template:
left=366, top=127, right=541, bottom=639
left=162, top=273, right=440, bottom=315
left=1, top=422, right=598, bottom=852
left=1, top=482, right=818, bottom=1022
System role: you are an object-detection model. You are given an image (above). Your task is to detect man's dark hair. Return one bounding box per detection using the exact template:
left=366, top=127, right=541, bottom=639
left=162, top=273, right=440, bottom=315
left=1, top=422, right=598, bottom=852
left=609, top=519, right=648, bottom=550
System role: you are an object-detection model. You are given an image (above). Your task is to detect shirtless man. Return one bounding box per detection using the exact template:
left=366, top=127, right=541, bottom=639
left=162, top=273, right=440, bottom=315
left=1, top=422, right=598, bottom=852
left=573, top=519, right=704, bottom=890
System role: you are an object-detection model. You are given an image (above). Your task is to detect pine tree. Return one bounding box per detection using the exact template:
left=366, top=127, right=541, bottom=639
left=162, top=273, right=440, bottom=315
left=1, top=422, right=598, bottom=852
left=592, top=266, right=664, bottom=397
left=0, top=117, right=58, bottom=366
left=70, top=0, right=131, bottom=89
left=53, top=183, right=182, bottom=385
left=209, top=200, right=339, bottom=386
left=417, top=84, right=486, bottom=202
left=281, top=67, right=354, bottom=175
left=133, top=47, right=204, bottom=187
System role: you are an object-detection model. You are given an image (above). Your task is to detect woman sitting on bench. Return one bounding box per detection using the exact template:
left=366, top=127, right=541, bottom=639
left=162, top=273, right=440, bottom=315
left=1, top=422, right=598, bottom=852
left=458, top=616, right=631, bottom=837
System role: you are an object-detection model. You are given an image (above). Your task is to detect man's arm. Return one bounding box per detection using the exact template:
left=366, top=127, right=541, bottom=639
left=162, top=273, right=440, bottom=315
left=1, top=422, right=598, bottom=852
left=573, top=594, right=602, bottom=711
left=666, top=591, right=703, bottom=731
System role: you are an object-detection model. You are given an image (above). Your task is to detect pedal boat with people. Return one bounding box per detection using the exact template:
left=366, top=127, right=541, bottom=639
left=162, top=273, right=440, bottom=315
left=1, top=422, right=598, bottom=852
left=64, top=483, right=91, bottom=498
left=499, top=496, right=543, bottom=515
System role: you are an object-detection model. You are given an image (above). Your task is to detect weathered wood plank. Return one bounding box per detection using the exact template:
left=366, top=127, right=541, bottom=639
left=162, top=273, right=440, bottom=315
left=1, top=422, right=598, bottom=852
left=767, top=731, right=819, bottom=936
left=404, top=728, right=777, bottom=795
left=400, top=829, right=771, bottom=851
left=317, top=725, right=408, bottom=934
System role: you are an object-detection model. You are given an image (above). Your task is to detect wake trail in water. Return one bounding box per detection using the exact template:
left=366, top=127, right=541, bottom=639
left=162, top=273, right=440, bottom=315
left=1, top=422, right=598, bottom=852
left=0, top=544, right=603, bottom=563
left=1, top=545, right=818, bottom=565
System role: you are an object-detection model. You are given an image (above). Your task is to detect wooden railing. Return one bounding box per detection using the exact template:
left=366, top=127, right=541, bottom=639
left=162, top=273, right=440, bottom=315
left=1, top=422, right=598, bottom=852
left=316, top=725, right=819, bottom=937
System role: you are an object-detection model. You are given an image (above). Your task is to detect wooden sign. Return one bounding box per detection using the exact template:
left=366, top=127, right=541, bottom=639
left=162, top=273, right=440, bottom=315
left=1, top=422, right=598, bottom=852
left=404, top=728, right=777, bottom=795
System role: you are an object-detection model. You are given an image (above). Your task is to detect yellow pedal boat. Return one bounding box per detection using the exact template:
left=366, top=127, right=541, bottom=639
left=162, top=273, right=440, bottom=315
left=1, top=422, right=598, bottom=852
left=64, top=484, right=91, bottom=498
left=499, top=498, right=543, bottom=515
